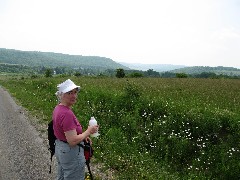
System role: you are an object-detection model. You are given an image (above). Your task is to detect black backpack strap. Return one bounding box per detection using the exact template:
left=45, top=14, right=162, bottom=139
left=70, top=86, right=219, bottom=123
left=49, top=150, right=54, bottom=173
left=48, top=120, right=56, bottom=174
left=49, top=164, right=52, bottom=174
left=78, top=143, right=84, bottom=149
left=86, top=159, right=93, bottom=180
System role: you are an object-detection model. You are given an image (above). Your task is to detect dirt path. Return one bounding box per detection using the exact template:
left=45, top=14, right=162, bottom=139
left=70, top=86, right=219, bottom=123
left=0, top=87, right=56, bottom=180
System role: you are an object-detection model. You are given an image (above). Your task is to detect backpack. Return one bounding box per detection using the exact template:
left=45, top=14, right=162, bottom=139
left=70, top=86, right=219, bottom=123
left=47, top=120, right=94, bottom=179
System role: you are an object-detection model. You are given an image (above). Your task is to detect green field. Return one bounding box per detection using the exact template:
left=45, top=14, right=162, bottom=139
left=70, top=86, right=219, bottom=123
left=0, top=76, right=239, bottom=179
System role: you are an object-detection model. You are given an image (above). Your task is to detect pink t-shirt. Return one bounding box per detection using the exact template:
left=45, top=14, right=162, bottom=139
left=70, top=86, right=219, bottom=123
left=52, top=104, right=82, bottom=141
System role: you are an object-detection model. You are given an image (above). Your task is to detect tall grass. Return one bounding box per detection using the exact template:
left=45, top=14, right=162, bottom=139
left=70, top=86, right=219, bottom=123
left=0, top=77, right=239, bottom=179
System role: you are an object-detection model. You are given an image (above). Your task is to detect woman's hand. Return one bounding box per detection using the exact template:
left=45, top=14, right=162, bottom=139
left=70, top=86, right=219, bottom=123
left=85, top=137, right=92, bottom=145
left=87, top=125, right=99, bottom=134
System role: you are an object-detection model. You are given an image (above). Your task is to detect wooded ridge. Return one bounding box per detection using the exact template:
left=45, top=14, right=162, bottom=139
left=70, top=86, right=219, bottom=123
left=0, top=48, right=128, bottom=70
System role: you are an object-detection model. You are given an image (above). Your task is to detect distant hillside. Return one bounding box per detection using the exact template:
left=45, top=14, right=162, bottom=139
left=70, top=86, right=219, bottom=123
left=0, top=48, right=129, bottom=71
left=119, top=62, right=240, bottom=77
left=171, top=66, right=240, bottom=76
left=119, top=62, right=186, bottom=72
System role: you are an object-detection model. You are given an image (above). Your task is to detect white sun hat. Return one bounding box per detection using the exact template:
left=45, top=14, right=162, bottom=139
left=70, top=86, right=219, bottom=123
left=57, top=79, right=80, bottom=94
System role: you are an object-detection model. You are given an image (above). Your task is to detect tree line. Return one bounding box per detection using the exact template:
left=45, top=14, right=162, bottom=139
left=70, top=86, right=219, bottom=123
left=1, top=63, right=239, bottom=79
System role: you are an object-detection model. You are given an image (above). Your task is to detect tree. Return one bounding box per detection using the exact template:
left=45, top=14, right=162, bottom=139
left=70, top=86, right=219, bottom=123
left=129, top=72, right=144, bottom=78
left=116, top=68, right=125, bottom=78
left=195, top=72, right=217, bottom=78
left=45, top=68, right=53, bottom=77
left=74, top=72, right=81, bottom=77
left=160, top=71, right=176, bottom=78
left=146, top=69, right=160, bottom=77
left=176, top=73, right=188, bottom=78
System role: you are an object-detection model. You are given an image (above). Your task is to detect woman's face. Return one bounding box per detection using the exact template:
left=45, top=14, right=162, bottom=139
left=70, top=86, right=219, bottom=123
left=61, top=88, right=79, bottom=107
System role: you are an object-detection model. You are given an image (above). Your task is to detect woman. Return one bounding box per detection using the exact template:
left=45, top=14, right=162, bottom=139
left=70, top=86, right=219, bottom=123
left=53, top=79, right=98, bottom=180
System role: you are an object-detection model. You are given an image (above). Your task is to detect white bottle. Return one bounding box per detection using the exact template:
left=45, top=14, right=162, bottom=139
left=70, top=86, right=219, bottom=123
left=89, top=117, right=100, bottom=137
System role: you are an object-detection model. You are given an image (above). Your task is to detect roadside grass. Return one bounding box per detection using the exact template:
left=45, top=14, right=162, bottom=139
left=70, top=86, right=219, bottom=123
left=0, top=76, right=239, bottom=179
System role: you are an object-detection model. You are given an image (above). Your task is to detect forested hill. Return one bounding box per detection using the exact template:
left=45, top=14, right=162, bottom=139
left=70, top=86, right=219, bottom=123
left=0, top=48, right=128, bottom=70
left=171, top=66, right=240, bottom=76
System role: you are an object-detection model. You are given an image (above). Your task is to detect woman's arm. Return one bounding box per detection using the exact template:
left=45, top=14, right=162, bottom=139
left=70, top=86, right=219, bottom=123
left=64, top=125, right=98, bottom=146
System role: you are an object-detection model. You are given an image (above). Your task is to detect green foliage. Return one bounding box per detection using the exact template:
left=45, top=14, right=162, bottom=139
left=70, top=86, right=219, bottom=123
left=0, top=77, right=240, bottom=179
left=146, top=69, right=160, bottom=77
left=0, top=48, right=128, bottom=71
left=74, top=72, right=82, bottom=77
left=116, top=68, right=125, bottom=78
left=128, top=72, right=144, bottom=78
left=0, top=63, right=36, bottom=74
left=45, top=68, right=53, bottom=77
left=172, top=66, right=240, bottom=76
left=176, top=73, right=188, bottom=78
left=195, top=72, right=217, bottom=78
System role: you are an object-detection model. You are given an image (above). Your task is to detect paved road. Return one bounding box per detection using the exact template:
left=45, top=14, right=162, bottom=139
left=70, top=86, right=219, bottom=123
left=0, top=87, right=56, bottom=180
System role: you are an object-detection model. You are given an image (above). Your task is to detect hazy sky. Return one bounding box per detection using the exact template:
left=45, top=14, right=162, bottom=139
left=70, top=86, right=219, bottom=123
left=0, top=0, right=240, bottom=68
